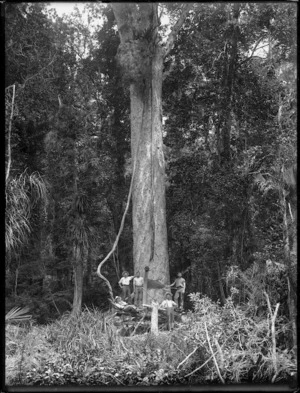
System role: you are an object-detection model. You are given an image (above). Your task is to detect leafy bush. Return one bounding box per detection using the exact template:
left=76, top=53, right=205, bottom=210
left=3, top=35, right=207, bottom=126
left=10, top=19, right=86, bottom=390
left=225, top=261, right=290, bottom=321
left=181, top=292, right=296, bottom=383
left=6, top=302, right=296, bottom=386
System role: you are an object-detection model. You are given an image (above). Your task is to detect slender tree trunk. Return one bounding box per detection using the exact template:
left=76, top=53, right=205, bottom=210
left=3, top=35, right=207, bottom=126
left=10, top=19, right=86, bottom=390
left=281, top=188, right=297, bottom=349
left=290, top=204, right=297, bottom=257
left=217, top=261, right=226, bottom=305
left=288, top=192, right=297, bottom=259
left=281, top=191, right=290, bottom=260
left=143, top=266, right=149, bottom=305
left=6, top=84, right=15, bottom=183
left=71, top=133, right=84, bottom=315
left=72, top=245, right=83, bottom=315
left=220, top=4, right=240, bottom=163
left=14, top=266, right=19, bottom=297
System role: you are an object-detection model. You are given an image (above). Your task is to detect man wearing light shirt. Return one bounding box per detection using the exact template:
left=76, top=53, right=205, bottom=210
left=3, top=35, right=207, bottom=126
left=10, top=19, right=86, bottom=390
left=119, top=271, right=134, bottom=303
left=133, top=271, right=144, bottom=307
left=160, top=292, right=177, bottom=330
left=169, top=272, right=186, bottom=309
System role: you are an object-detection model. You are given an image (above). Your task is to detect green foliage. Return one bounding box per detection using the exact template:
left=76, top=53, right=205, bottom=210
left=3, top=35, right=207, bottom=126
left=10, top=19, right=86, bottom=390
left=225, top=262, right=289, bottom=320
left=6, top=309, right=186, bottom=386
left=183, top=293, right=296, bottom=383
left=5, top=171, right=47, bottom=255
left=6, top=307, right=32, bottom=324
left=6, top=302, right=296, bottom=386
left=6, top=291, right=63, bottom=325
left=163, top=3, right=296, bottom=319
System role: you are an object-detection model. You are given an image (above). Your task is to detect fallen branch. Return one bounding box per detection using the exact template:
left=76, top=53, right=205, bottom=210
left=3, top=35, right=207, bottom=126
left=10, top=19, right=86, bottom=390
left=177, top=346, right=199, bottom=369
left=184, top=349, right=217, bottom=378
left=184, top=331, right=236, bottom=378
left=171, top=341, right=186, bottom=357
left=214, top=338, right=224, bottom=371
left=204, top=322, right=225, bottom=384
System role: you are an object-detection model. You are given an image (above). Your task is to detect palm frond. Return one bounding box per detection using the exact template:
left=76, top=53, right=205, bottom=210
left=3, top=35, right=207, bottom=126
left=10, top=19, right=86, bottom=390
left=28, top=171, right=48, bottom=208
left=5, top=170, right=48, bottom=253
left=5, top=306, right=32, bottom=323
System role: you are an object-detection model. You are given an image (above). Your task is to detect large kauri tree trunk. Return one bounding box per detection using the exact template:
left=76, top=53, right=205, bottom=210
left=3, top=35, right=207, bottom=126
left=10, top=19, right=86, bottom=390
left=112, top=4, right=192, bottom=302
left=130, top=53, right=169, bottom=302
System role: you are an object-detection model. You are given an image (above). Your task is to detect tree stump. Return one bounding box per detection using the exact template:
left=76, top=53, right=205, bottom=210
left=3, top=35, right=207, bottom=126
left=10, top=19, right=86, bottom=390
left=151, top=301, right=159, bottom=335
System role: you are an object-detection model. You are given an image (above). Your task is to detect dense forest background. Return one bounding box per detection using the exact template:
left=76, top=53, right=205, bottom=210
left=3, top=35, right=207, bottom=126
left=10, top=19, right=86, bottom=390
left=5, top=2, right=297, bottom=386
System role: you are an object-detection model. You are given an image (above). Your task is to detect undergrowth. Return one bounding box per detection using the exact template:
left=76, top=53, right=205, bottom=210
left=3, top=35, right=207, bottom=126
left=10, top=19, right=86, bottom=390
left=6, top=296, right=297, bottom=386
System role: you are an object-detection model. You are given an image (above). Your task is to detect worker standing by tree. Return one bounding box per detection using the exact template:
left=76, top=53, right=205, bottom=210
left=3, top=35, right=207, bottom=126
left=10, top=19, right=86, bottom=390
left=119, top=271, right=134, bottom=303
left=169, top=272, right=186, bottom=309
left=160, top=292, right=177, bottom=330
left=133, top=271, right=144, bottom=307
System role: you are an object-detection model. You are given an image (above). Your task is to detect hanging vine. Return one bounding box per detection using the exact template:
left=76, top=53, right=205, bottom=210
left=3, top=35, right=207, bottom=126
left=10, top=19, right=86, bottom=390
left=96, top=101, right=145, bottom=301
left=5, top=84, right=16, bottom=183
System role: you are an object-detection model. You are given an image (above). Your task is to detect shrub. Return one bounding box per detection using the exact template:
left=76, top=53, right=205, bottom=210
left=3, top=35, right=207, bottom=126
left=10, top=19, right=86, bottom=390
left=181, top=291, right=296, bottom=383
left=6, top=302, right=296, bottom=386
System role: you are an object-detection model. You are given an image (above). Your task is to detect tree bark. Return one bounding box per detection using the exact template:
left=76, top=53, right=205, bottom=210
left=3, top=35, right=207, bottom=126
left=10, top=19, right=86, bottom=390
left=143, top=266, right=149, bottom=305
left=112, top=4, right=191, bottom=302
left=217, top=261, right=226, bottom=305
left=72, top=245, right=83, bottom=315
left=130, top=51, right=169, bottom=302
left=112, top=4, right=181, bottom=302
left=281, top=187, right=297, bottom=349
